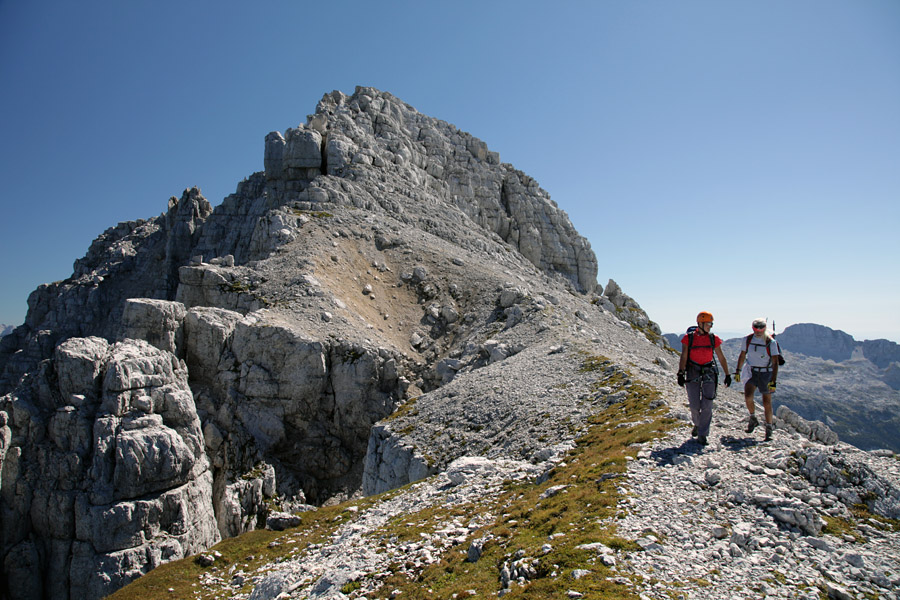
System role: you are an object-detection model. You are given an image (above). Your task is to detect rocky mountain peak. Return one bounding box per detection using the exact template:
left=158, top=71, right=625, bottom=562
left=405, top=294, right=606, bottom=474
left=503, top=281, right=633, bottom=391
left=1, top=87, right=896, bottom=600
left=0, top=86, right=659, bottom=599
left=261, top=86, right=598, bottom=293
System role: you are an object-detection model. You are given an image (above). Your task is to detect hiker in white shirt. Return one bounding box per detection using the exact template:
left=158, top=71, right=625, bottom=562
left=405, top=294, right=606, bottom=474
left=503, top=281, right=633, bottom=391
left=734, top=318, right=781, bottom=441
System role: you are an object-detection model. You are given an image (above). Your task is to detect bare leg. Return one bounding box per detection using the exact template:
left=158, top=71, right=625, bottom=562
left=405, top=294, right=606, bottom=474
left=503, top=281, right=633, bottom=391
left=762, top=394, right=773, bottom=423
left=762, top=393, right=775, bottom=440
left=744, top=382, right=759, bottom=433
left=744, top=382, right=756, bottom=414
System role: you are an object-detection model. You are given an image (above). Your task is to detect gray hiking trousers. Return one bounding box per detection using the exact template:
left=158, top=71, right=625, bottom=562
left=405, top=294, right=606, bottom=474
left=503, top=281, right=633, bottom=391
left=686, top=362, right=717, bottom=437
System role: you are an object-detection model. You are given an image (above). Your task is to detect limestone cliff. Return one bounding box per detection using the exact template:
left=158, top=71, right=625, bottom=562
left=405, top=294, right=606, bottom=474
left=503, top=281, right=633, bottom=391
left=0, top=87, right=660, bottom=600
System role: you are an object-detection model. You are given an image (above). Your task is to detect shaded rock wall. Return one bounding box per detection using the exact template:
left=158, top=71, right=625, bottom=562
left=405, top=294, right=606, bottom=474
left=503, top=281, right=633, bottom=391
left=0, top=338, right=219, bottom=600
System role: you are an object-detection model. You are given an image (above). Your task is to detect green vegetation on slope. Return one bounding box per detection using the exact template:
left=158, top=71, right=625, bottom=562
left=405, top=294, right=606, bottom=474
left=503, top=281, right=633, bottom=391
left=111, top=355, right=678, bottom=600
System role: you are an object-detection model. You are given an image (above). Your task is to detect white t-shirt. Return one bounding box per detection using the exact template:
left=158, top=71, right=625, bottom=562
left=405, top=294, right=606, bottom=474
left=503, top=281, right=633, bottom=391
left=741, top=334, right=781, bottom=369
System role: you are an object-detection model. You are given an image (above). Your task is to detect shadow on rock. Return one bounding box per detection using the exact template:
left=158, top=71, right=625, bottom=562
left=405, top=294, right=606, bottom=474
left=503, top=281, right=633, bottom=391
left=649, top=438, right=707, bottom=466
left=720, top=435, right=761, bottom=452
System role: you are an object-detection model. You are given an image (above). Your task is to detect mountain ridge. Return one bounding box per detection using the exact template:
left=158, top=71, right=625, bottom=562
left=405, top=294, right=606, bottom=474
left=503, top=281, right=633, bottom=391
left=1, top=87, right=897, bottom=600
left=0, top=86, right=660, bottom=599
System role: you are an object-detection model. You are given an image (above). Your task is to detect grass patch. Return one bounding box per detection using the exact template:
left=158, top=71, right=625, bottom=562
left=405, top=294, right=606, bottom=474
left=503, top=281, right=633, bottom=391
left=107, top=500, right=376, bottom=600
left=364, top=356, right=676, bottom=599
left=821, top=514, right=866, bottom=542
left=110, top=354, right=677, bottom=600
left=219, top=279, right=253, bottom=294
left=850, top=504, right=900, bottom=532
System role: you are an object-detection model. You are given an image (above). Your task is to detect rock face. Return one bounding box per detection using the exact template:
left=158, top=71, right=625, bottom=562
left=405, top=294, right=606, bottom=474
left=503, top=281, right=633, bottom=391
left=2, top=86, right=897, bottom=600
left=0, top=87, right=652, bottom=599
left=1, top=337, right=219, bottom=600
left=777, top=323, right=858, bottom=362
left=861, top=337, right=900, bottom=369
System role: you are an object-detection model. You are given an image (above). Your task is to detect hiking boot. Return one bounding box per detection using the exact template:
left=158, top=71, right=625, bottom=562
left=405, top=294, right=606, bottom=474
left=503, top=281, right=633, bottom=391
left=698, top=435, right=708, bottom=446
left=765, top=423, right=773, bottom=441
left=691, top=426, right=698, bottom=437
left=746, top=414, right=759, bottom=433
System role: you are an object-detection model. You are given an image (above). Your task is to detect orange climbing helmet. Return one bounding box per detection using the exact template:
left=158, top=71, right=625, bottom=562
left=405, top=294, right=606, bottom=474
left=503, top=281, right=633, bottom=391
left=696, top=311, right=714, bottom=324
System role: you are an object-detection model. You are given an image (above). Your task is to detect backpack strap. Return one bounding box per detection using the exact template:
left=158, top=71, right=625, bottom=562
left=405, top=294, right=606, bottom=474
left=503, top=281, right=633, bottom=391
left=746, top=334, right=772, bottom=355
left=745, top=334, right=774, bottom=367
left=686, top=331, right=716, bottom=366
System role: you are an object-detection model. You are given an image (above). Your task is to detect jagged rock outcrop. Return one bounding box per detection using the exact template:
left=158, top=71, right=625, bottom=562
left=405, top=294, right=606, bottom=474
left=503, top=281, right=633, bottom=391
left=1, top=87, right=649, bottom=599
left=598, top=278, right=660, bottom=337
left=795, top=447, right=900, bottom=520
left=775, top=405, right=839, bottom=445
left=0, top=189, right=211, bottom=392
left=256, top=88, right=598, bottom=293
left=0, top=338, right=219, bottom=599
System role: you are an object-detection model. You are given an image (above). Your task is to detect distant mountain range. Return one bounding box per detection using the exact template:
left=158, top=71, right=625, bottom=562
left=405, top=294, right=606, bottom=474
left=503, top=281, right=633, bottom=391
left=0, top=324, right=14, bottom=338
left=665, top=323, right=900, bottom=452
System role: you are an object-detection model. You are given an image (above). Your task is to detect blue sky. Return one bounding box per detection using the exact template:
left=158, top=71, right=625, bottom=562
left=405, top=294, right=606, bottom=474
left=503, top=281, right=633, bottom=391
left=1, top=0, right=898, bottom=342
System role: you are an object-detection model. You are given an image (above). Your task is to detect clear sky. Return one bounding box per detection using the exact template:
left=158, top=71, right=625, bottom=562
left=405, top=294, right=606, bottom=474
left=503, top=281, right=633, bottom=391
left=1, top=0, right=898, bottom=342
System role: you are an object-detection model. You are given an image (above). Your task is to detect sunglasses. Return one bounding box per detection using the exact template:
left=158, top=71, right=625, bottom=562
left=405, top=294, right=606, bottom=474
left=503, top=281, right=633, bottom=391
left=753, top=325, right=766, bottom=330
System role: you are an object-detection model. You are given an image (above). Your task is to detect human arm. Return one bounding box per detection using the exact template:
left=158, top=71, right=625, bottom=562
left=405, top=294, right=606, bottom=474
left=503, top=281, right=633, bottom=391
left=715, top=345, right=731, bottom=386
left=677, top=343, right=688, bottom=386
left=770, top=346, right=779, bottom=388
left=715, top=345, right=729, bottom=375
left=734, top=350, right=746, bottom=382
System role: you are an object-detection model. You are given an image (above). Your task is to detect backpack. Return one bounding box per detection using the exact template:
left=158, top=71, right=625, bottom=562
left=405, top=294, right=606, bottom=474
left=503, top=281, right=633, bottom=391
left=684, top=326, right=719, bottom=389
left=744, top=334, right=786, bottom=366
left=685, top=326, right=717, bottom=366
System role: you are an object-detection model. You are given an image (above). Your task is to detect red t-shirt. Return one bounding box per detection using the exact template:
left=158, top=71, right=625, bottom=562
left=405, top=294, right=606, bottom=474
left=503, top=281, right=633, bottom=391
left=681, top=332, right=722, bottom=365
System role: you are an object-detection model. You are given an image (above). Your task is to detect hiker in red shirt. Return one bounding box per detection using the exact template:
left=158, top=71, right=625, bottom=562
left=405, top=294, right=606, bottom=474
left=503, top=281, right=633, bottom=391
left=677, top=311, right=731, bottom=445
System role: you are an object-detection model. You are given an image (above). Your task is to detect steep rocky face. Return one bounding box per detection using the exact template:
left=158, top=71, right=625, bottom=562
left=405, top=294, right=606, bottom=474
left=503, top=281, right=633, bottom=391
left=776, top=323, right=857, bottom=362
left=0, top=337, right=219, bottom=600
left=861, top=338, right=900, bottom=369
left=0, top=87, right=660, bottom=599
left=0, top=189, right=211, bottom=392
left=258, top=88, right=598, bottom=293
